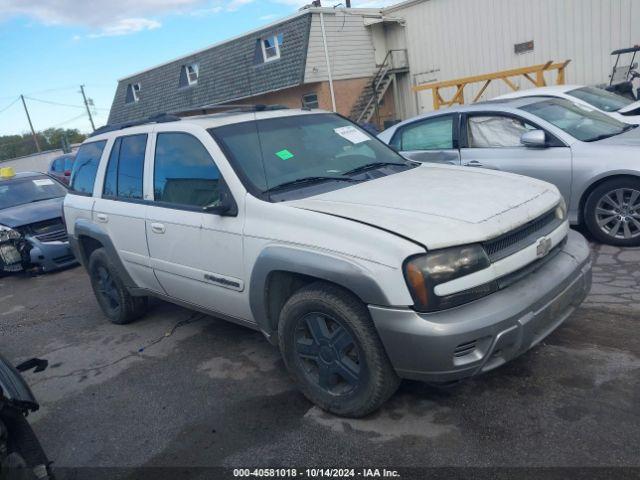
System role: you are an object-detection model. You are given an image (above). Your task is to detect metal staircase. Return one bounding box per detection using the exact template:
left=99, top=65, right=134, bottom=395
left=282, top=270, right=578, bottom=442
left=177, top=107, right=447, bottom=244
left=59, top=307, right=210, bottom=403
left=349, top=49, right=409, bottom=125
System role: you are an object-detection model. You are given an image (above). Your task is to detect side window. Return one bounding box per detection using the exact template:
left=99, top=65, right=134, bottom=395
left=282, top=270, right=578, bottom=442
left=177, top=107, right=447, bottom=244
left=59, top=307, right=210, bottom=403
left=467, top=115, right=536, bottom=148
left=154, top=133, right=222, bottom=209
left=51, top=159, right=63, bottom=172
left=394, top=116, right=454, bottom=151
left=102, top=135, right=147, bottom=200
left=70, top=140, right=107, bottom=195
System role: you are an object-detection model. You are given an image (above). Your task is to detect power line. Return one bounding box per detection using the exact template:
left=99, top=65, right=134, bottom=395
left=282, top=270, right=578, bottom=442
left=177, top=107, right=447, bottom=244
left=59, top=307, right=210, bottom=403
left=23, top=95, right=109, bottom=111
left=0, top=97, right=20, bottom=115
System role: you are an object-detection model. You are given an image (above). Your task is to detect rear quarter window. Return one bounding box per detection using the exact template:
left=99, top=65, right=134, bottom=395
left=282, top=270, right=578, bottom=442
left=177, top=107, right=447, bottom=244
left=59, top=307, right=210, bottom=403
left=69, top=140, right=107, bottom=196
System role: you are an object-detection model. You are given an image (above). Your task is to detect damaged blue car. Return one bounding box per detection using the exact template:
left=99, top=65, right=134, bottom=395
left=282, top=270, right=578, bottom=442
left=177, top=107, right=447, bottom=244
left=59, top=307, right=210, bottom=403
left=0, top=168, right=76, bottom=274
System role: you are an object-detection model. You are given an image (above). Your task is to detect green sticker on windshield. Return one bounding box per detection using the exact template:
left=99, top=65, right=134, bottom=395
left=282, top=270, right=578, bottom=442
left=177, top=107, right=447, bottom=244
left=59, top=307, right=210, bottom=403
left=275, top=149, right=294, bottom=160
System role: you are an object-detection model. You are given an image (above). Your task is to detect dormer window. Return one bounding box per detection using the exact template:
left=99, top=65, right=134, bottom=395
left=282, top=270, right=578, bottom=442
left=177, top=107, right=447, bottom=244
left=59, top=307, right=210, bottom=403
left=186, top=63, right=199, bottom=85
left=261, top=33, right=283, bottom=62
left=126, top=83, right=141, bottom=104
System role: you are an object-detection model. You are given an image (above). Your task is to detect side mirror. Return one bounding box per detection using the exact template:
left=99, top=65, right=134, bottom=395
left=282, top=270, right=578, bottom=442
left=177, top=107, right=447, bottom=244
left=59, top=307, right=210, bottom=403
left=520, top=130, right=547, bottom=148
left=202, top=182, right=238, bottom=216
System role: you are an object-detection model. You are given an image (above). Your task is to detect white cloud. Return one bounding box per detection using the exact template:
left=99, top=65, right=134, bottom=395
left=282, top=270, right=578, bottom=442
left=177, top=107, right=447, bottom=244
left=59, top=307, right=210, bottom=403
left=259, top=13, right=279, bottom=20
left=88, top=18, right=162, bottom=38
left=226, top=0, right=255, bottom=12
left=271, top=0, right=397, bottom=7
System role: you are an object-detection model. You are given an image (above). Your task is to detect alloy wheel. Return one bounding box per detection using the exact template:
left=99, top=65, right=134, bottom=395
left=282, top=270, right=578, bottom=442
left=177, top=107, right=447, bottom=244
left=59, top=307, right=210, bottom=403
left=95, top=266, right=120, bottom=311
left=595, top=188, right=640, bottom=240
left=294, top=312, right=363, bottom=395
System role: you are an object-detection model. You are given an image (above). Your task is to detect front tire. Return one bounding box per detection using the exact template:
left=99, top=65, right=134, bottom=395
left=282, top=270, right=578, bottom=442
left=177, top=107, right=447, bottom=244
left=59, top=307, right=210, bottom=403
left=278, top=282, right=399, bottom=417
left=88, top=248, right=147, bottom=325
left=584, top=178, right=640, bottom=246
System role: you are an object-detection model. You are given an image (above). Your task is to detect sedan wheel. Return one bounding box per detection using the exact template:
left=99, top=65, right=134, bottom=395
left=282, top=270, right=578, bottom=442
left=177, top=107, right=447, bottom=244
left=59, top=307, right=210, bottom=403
left=585, top=179, right=640, bottom=246
left=595, top=188, right=640, bottom=241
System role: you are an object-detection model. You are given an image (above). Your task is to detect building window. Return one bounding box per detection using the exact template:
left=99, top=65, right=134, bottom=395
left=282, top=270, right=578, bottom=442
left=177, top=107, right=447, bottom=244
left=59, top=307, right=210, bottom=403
left=126, top=83, right=141, bottom=104
left=302, top=93, right=319, bottom=109
left=180, top=62, right=199, bottom=87
left=261, top=33, right=283, bottom=62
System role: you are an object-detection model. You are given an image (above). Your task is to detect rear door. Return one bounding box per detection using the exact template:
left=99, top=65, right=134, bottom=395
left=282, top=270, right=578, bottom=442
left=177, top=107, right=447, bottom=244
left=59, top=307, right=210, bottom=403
left=391, top=113, right=461, bottom=165
left=459, top=112, right=573, bottom=203
left=145, top=127, right=247, bottom=320
left=92, top=132, right=163, bottom=292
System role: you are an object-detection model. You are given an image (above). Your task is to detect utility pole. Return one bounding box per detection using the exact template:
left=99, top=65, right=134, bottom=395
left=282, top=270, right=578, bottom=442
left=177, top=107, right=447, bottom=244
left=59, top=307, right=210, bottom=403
left=80, top=85, right=96, bottom=132
left=20, top=95, right=40, bottom=152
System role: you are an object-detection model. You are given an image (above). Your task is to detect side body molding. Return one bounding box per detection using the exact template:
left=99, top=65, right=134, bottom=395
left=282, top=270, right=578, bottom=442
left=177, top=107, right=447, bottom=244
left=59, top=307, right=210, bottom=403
left=71, top=218, right=139, bottom=290
left=249, top=245, right=391, bottom=338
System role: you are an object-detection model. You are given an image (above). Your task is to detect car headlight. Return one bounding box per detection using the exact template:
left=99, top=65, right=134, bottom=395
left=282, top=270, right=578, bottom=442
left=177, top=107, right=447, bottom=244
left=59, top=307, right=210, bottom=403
left=403, top=244, right=495, bottom=312
left=0, top=225, right=21, bottom=243
left=555, top=198, right=567, bottom=221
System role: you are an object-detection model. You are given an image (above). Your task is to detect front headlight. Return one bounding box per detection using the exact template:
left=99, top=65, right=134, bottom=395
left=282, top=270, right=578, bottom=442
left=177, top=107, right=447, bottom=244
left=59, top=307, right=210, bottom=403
left=555, top=198, right=567, bottom=221
left=403, top=244, right=495, bottom=312
left=0, top=225, right=21, bottom=243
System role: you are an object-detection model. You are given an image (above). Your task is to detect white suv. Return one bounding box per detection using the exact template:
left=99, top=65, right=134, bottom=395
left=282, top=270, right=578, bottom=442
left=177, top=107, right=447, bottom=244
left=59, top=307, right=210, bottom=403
left=64, top=108, right=592, bottom=417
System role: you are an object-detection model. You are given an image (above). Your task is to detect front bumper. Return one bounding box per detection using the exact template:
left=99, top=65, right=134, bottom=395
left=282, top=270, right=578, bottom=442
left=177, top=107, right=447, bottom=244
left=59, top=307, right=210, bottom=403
left=369, top=230, right=592, bottom=383
left=27, top=236, right=77, bottom=272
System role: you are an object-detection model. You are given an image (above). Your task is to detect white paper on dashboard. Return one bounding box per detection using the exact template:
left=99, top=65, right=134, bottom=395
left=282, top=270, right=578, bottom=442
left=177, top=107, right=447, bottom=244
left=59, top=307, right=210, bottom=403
left=334, top=126, right=370, bottom=144
left=33, top=179, right=55, bottom=186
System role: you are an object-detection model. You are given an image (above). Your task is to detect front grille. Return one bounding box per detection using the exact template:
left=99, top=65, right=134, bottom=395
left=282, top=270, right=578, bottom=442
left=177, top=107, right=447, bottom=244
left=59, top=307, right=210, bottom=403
left=483, top=209, right=560, bottom=262
left=53, top=254, right=75, bottom=264
left=497, top=238, right=566, bottom=290
left=35, top=229, right=68, bottom=242
left=21, top=218, right=68, bottom=243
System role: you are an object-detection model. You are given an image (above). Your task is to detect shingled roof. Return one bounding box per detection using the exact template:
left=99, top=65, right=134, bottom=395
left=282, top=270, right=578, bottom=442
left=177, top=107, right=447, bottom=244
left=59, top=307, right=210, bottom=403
left=108, top=12, right=312, bottom=124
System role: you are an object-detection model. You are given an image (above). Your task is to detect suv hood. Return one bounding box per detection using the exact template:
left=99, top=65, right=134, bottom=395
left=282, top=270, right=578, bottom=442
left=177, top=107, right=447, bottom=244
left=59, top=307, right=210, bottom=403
left=287, top=165, right=560, bottom=250
left=0, top=197, right=64, bottom=229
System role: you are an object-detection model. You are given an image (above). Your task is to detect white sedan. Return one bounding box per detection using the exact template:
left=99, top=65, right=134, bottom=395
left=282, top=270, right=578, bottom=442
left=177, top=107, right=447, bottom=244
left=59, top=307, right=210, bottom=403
left=496, top=85, right=640, bottom=124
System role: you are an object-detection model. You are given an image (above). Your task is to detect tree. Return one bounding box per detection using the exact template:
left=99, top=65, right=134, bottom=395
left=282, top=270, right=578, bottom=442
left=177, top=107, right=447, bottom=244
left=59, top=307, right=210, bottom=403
left=0, top=128, right=87, bottom=161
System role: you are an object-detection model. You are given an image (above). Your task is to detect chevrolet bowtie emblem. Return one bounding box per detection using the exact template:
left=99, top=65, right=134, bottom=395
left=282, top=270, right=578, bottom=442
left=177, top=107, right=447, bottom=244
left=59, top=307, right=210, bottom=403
left=536, top=237, right=552, bottom=258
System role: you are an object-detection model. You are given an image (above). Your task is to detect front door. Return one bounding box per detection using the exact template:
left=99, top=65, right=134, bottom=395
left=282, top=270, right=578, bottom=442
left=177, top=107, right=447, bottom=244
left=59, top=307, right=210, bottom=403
left=393, top=113, right=461, bottom=165
left=459, top=113, right=573, bottom=205
left=145, top=130, right=248, bottom=321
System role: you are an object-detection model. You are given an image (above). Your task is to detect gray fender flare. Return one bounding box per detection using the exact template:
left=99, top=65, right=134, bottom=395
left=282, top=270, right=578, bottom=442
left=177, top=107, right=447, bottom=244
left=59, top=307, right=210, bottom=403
left=72, top=219, right=138, bottom=290
left=249, top=245, right=390, bottom=337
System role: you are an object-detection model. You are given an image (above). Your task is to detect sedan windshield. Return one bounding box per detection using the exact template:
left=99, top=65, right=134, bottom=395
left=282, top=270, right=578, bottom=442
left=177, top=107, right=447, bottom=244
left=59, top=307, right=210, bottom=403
left=210, top=113, right=411, bottom=198
left=566, top=86, right=635, bottom=112
left=0, top=176, right=67, bottom=210
left=520, top=98, right=632, bottom=142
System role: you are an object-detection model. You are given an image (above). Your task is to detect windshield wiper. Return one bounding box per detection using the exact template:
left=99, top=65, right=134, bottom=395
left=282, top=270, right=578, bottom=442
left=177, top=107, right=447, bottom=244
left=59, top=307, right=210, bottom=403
left=587, top=124, right=638, bottom=142
left=30, top=197, right=60, bottom=203
left=264, top=176, right=360, bottom=194
left=341, top=162, right=409, bottom=177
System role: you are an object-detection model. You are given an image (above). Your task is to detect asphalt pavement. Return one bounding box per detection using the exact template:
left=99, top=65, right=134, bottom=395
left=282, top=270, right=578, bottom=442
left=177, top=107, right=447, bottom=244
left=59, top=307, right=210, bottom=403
left=1, top=242, right=638, bottom=479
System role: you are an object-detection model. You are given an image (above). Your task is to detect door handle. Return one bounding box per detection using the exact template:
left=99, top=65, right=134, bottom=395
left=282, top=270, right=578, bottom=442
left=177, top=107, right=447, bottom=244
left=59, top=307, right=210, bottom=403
left=463, top=160, right=485, bottom=167
left=150, top=223, right=166, bottom=234
left=96, top=213, right=108, bottom=223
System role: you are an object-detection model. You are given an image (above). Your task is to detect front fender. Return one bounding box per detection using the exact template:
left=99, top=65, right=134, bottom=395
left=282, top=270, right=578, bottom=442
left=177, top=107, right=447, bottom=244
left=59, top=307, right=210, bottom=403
left=249, top=245, right=391, bottom=338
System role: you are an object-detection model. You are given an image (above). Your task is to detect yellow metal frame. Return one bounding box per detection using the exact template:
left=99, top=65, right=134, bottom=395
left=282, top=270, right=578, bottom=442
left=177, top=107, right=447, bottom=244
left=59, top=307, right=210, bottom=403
left=413, top=60, right=571, bottom=110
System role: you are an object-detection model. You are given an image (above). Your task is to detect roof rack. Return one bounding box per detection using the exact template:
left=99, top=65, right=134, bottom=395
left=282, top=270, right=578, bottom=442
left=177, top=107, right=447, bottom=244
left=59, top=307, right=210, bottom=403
left=91, top=105, right=290, bottom=137
left=90, top=113, right=181, bottom=137
left=174, top=103, right=290, bottom=117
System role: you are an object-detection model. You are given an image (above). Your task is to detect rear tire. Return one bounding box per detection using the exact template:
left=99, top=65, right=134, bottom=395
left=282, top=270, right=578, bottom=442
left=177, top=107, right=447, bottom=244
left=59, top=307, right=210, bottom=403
left=88, top=248, right=147, bottom=325
left=278, top=282, right=399, bottom=417
left=584, top=178, right=640, bottom=247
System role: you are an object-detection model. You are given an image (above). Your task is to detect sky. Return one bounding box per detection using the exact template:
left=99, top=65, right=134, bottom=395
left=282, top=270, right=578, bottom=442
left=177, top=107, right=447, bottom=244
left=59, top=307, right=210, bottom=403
left=0, top=0, right=397, bottom=138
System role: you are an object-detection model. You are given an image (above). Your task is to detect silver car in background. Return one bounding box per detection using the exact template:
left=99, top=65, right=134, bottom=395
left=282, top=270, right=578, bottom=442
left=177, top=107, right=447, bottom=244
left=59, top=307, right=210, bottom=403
left=495, top=85, right=640, bottom=124
left=378, top=97, right=640, bottom=247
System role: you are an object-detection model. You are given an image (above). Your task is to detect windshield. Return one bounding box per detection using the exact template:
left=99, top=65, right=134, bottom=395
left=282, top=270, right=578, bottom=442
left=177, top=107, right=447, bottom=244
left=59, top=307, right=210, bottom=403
left=520, top=98, right=631, bottom=142
left=567, top=86, right=635, bottom=112
left=0, top=176, right=67, bottom=210
left=210, top=113, right=409, bottom=198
